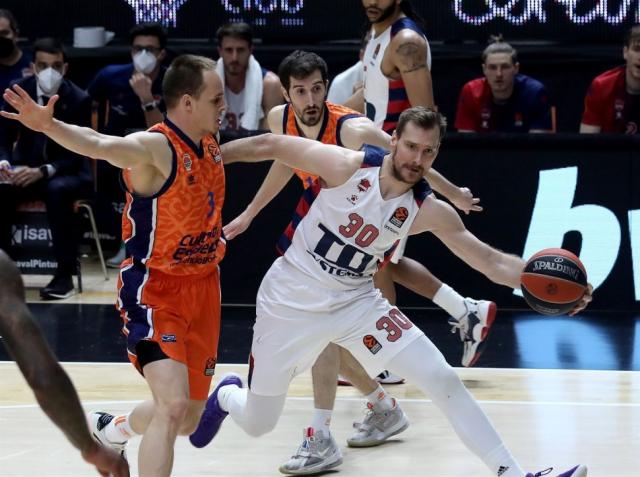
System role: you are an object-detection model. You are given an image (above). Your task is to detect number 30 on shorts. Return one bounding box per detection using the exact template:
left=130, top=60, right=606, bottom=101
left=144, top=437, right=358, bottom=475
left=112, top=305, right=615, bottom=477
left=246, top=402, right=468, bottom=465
left=376, top=309, right=413, bottom=342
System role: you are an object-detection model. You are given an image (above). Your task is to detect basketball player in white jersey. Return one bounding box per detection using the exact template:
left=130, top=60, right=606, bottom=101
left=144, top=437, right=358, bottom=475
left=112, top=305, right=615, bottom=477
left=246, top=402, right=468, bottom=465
left=191, top=107, right=592, bottom=477
left=220, top=50, right=490, bottom=475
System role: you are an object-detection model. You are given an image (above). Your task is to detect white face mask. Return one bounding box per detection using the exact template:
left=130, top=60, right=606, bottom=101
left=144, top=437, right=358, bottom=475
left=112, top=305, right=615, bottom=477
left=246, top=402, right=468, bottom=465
left=133, top=50, right=157, bottom=74
left=36, top=67, right=63, bottom=95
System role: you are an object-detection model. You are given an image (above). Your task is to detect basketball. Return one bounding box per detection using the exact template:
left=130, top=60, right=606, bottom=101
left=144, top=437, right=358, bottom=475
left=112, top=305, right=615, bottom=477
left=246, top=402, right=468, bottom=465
left=520, top=248, right=588, bottom=316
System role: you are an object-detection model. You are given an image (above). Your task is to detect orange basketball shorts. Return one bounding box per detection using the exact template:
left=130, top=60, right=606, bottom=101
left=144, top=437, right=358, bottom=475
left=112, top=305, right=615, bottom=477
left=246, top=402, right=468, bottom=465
left=117, top=265, right=221, bottom=400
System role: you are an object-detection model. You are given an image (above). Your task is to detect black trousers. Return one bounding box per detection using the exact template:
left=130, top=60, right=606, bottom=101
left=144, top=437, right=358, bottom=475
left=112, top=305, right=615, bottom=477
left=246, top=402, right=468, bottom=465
left=0, top=175, right=92, bottom=276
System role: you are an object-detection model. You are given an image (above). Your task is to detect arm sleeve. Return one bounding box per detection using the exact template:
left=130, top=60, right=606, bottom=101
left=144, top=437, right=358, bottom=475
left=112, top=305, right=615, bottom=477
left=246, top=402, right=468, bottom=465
left=454, top=83, right=477, bottom=132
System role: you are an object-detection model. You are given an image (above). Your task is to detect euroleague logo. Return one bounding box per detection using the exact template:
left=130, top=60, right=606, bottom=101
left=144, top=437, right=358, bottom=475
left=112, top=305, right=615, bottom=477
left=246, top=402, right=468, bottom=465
left=363, top=334, right=382, bottom=354
left=208, top=144, right=222, bottom=163
left=182, top=153, right=192, bottom=172
left=389, top=207, right=409, bottom=228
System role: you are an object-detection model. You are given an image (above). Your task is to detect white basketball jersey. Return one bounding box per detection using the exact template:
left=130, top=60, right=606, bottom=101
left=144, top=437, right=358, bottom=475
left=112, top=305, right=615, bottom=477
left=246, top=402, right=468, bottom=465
left=363, top=17, right=431, bottom=132
left=221, top=87, right=245, bottom=130
left=277, top=146, right=431, bottom=291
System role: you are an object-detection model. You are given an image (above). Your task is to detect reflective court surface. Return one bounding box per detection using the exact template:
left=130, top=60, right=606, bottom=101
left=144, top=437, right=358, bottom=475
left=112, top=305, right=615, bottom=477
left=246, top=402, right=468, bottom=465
left=0, top=268, right=639, bottom=476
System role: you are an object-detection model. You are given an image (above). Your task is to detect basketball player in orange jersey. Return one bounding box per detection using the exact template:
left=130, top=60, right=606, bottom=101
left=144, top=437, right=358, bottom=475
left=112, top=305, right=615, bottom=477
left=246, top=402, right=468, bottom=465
left=0, top=249, right=129, bottom=477
left=2, top=55, right=227, bottom=477
left=220, top=50, right=491, bottom=475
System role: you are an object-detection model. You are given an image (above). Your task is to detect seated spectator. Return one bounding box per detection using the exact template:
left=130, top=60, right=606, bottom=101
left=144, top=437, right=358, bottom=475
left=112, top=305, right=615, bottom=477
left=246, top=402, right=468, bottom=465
left=327, top=31, right=369, bottom=105
left=215, top=22, right=283, bottom=131
left=0, top=38, right=92, bottom=300
left=0, top=9, right=31, bottom=94
left=87, top=22, right=167, bottom=267
left=455, top=37, right=553, bottom=133
left=580, top=25, right=640, bottom=134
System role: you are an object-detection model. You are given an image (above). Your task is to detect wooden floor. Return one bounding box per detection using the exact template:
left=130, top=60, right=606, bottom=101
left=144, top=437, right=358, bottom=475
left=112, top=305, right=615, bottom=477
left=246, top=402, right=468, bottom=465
left=1, top=362, right=638, bottom=477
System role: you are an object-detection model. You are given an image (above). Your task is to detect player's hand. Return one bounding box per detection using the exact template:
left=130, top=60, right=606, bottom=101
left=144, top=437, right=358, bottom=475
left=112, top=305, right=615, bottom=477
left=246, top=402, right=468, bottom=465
left=129, top=73, right=153, bottom=103
left=1, top=84, right=58, bottom=133
left=223, top=210, right=254, bottom=240
left=450, top=187, right=482, bottom=215
left=82, top=442, right=129, bottom=477
left=11, top=166, right=43, bottom=187
left=0, top=160, right=11, bottom=182
left=569, top=283, right=593, bottom=316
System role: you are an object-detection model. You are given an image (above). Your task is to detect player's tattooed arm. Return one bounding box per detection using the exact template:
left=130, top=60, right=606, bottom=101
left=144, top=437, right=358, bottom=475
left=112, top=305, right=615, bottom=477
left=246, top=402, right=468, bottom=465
left=396, top=40, right=427, bottom=73
left=391, top=32, right=434, bottom=108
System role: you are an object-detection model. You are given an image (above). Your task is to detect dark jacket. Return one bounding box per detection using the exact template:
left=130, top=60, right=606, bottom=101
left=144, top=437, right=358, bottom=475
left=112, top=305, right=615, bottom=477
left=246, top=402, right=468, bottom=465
left=0, top=75, right=92, bottom=180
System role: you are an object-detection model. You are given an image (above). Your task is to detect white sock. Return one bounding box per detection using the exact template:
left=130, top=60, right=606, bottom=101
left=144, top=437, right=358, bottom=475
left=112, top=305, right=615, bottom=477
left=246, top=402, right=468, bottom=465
left=483, top=443, right=526, bottom=477
left=432, top=283, right=467, bottom=320
left=364, top=384, right=394, bottom=411
left=310, top=408, right=332, bottom=434
left=217, top=383, right=242, bottom=412
left=104, top=413, right=137, bottom=442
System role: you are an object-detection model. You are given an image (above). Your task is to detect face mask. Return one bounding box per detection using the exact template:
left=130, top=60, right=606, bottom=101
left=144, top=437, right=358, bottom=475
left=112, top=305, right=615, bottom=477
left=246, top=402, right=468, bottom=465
left=133, top=50, right=157, bottom=74
left=0, top=37, right=15, bottom=59
left=36, top=67, right=63, bottom=95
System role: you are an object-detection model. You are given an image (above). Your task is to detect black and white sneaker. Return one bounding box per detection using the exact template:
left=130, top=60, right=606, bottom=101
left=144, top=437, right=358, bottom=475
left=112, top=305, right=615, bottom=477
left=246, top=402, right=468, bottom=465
left=449, top=298, right=497, bottom=367
left=88, top=411, right=128, bottom=460
left=39, top=274, right=74, bottom=300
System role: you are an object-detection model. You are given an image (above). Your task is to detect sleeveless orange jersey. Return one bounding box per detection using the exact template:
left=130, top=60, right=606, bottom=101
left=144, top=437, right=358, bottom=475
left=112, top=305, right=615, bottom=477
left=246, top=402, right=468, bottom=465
left=119, top=119, right=226, bottom=278
left=283, top=101, right=362, bottom=188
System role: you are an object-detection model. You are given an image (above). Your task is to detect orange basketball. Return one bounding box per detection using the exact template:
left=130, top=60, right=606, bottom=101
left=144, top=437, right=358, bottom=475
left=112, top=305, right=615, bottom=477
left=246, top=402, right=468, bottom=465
left=520, top=248, right=588, bottom=316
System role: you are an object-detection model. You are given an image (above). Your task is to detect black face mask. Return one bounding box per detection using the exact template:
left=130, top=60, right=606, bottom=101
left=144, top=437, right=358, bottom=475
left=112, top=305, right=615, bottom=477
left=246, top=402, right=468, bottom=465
left=0, top=37, right=16, bottom=59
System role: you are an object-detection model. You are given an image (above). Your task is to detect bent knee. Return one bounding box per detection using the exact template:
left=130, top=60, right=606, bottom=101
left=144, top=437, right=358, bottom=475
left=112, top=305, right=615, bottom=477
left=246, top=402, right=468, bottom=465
left=155, top=397, right=190, bottom=425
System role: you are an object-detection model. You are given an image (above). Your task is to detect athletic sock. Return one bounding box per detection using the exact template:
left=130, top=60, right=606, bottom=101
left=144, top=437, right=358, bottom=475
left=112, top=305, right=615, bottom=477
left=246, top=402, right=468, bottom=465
left=484, top=444, right=526, bottom=477
left=104, top=413, right=137, bottom=442
left=364, top=384, right=394, bottom=412
left=310, top=408, right=332, bottom=435
left=432, top=283, right=467, bottom=320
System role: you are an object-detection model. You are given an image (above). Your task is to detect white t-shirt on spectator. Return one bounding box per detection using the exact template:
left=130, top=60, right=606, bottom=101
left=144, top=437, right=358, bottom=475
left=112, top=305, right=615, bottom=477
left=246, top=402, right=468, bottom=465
left=327, top=62, right=364, bottom=105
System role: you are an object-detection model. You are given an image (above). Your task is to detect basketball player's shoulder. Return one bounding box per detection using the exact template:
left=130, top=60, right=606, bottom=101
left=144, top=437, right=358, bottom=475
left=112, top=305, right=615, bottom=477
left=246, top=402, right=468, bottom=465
left=327, top=101, right=361, bottom=117
left=267, top=104, right=286, bottom=133
left=127, top=128, right=171, bottom=162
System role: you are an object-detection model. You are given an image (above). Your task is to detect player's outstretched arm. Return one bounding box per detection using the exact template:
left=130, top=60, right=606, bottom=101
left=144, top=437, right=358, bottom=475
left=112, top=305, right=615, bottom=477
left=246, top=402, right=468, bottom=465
left=222, top=133, right=361, bottom=187
left=425, top=169, right=482, bottom=214
left=223, top=161, right=294, bottom=239
left=2, top=85, right=153, bottom=170
left=0, top=250, right=129, bottom=476
left=411, top=196, right=523, bottom=289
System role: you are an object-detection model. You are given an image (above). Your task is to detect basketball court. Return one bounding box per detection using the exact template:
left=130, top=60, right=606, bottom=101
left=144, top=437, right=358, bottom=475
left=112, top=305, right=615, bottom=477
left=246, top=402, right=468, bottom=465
left=1, top=262, right=638, bottom=476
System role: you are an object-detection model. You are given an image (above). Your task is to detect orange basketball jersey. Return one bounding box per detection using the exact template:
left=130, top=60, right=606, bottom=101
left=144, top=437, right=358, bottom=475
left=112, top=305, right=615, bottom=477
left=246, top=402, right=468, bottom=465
left=119, top=119, right=226, bottom=278
left=283, top=101, right=362, bottom=188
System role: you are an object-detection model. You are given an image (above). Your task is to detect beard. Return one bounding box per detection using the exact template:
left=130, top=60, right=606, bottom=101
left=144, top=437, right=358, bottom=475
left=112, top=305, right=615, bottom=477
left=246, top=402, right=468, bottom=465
left=226, top=61, right=245, bottom=76
left=391, top=152, right=423, bottom=185
left=294, top=104, right=323, bottom=127
left=367, top=2, right=397, bottom=24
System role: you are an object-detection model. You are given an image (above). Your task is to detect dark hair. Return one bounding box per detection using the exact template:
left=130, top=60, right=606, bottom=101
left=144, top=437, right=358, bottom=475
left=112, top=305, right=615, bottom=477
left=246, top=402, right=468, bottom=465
left=216, top=22, right=253, bottom=46
left=129, top=22, right=167, bottom=49
left=33, top=37, right=66, bottom=62
left=482, top=35, right=518, bottom=64
left=396, top=107, right=447, bottom=141
left=624, top=24, right=640, bottom=47
left=277, top=50, right=328, bottom=91
left=0, top=9, right=18, bottom=34
left=400, top=0, right=426, bottom=30
left=163, top=55, right=216, bottom=109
